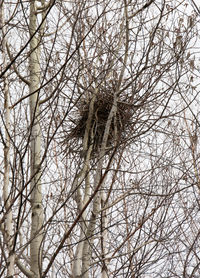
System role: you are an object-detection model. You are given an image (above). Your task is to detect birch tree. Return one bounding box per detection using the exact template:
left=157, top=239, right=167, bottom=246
left=0, top=0, right=200, bottom=277
left=0, top=2, right=14, bottom=277
left=29, top=1, right=44, bottom=276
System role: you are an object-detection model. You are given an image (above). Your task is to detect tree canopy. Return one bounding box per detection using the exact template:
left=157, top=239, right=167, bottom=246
left=0, top=1, right=200, bottom=277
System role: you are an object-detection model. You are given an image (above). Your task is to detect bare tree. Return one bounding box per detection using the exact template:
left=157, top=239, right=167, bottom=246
left=0, top=0, right=200, bottom=277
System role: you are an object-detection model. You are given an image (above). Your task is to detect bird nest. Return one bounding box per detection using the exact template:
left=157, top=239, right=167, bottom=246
left=67, top=92, right=135, bottom=156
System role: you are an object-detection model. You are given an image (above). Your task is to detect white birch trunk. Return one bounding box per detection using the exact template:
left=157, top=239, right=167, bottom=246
left=0, top=2, right=15, bottom=276
left=81, top=165, right=101, bottom=278
left=72, top=152, right=92, bottom=277
left=29, top=1, right=44, bottom=276
left=101, top=192, right=109, bottom=278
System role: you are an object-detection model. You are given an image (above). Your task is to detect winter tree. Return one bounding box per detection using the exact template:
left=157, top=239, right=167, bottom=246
left=0, top=0, right=200, bottom=277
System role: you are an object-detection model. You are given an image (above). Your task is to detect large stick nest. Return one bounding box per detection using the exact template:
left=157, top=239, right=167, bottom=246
left=67, top=91, right=135, bottom=156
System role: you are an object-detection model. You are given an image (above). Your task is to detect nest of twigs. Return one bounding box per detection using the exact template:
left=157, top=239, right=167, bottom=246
left=66, top=91, right=135, bottom=156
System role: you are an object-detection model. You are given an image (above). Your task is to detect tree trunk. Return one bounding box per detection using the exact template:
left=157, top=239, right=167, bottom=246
left=0, top=2, right=15, bottom=276
left=101, top=191, right=109, bottom=278
left=29, top=1, right=44, bottom=276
